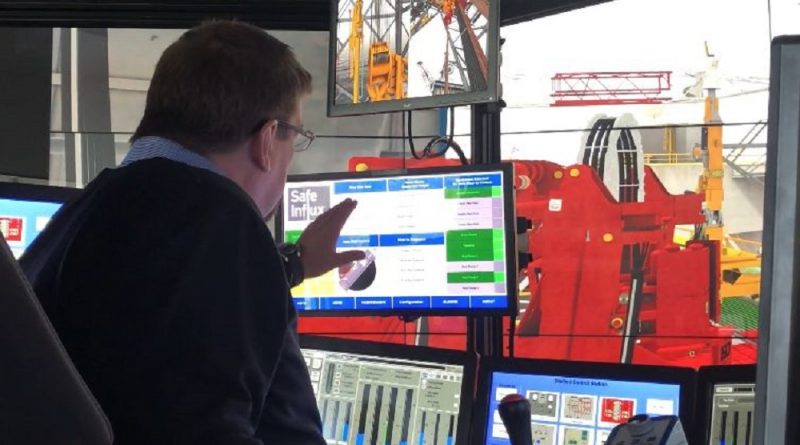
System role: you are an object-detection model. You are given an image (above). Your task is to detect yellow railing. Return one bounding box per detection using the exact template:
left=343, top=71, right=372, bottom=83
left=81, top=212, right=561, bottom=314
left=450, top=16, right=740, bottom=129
left=726, top=235, right=762, bottom=250
left=674, top=227, right=762, bottom=251
left=643, top=153, right=697, bottom=164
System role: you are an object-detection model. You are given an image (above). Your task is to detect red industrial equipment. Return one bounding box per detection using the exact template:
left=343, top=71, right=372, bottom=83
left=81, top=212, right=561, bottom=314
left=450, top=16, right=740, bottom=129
left=551, top=71, right=673, bottom=106
left=511, top=160, right=734, bottom=367
left=298, top=156, right=756, bottom=368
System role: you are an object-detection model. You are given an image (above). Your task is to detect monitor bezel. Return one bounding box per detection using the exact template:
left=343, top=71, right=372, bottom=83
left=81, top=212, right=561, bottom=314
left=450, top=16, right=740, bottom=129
left=471, top=356, right=697, bottom=445
left=0, top=182, right=81, bottom=204
left=695, top=364, right=756, bottom=445
left=326, top=0, right=501, bottom=117
left=276, top=163, right=518, bottom=317
left=298, top=334, right=477, bottom=445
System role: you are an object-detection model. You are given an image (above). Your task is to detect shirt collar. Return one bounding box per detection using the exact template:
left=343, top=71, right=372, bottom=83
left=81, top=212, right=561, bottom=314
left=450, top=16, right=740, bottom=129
left=120, top=136, right=222, bottom=175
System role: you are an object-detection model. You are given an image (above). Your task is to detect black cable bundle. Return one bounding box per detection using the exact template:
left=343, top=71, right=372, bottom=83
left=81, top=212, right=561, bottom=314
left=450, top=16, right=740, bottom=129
left=406, top=107, right=469, bottom=165
left=620, top=242, right=651, bottom=364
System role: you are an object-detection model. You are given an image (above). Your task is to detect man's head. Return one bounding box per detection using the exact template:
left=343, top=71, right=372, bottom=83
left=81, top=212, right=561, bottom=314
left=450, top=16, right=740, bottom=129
left=132, top=20, right=312, bottom=217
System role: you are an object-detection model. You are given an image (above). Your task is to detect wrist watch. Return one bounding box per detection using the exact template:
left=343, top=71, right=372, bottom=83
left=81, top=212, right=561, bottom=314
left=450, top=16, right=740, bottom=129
left=279, top=242, right=305, bottom=287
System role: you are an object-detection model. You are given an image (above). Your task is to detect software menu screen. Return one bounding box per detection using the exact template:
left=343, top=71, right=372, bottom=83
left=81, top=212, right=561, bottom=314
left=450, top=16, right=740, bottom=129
left=283, top=170, right=510, bottom=313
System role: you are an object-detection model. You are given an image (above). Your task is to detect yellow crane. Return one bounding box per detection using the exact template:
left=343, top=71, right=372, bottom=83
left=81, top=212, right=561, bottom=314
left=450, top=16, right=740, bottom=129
left=692, top=48, right=761, bottom=300
left=349, top=0, right=363, bottom=104
left=349, top=0, right=406, bottom=103
left=367, top=42, right=406, bottom=101
left=697, top=88, right=725, bottom=241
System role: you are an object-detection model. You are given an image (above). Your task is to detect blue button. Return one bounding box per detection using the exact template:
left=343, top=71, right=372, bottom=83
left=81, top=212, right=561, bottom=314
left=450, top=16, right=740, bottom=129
left=319, top=297, right=355, bottom=311
left=471, top=296, right=508, bottom=309
left=379, top=233, right=445, bottom=247
left=336, top=234, right=379, bottom=248
left=393, top=297, right=432, bottom=309
left=444, top=173, right=501, bottom=189
left=334, top=180, right=387, bottom=194
left=432, top=296, right=469, bottom=309
left=293, top=297, right=319, bottom=311
left=355, top=297, right=392, bottom=310
left=387, top=177, right=444, bottom=191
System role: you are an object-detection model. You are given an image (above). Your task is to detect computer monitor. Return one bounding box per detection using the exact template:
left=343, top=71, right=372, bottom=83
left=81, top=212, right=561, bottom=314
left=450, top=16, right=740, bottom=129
left=299, top=335, right=475, bottom=445
left=696, top=365, right=756, bottom=445
left=473, top=357, right=696, bottom=445
left=0, top=183, right=79, bottom=258
left=326, top=0, right=500, bottom=116
left=277, top=164, right=517, bottom=316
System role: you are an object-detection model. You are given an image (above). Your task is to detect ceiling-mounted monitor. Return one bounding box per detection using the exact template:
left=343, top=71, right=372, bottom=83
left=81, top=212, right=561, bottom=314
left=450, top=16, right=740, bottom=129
left=327, top=0, right=500, bottom=116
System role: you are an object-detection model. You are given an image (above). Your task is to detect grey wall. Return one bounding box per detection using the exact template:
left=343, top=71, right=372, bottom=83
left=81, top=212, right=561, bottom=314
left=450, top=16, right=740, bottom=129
left=0, top=28, right=52, bottom=180
left=43, top=28, right=440, bottom=184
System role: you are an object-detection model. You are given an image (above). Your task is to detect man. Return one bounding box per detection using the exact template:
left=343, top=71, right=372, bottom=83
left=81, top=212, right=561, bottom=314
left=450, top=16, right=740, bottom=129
left=20, top=21, right=362, bottom=444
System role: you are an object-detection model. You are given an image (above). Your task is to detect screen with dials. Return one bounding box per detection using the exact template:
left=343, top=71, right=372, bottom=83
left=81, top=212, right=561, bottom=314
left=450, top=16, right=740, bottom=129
left=301, top=347, right=465, bottom=445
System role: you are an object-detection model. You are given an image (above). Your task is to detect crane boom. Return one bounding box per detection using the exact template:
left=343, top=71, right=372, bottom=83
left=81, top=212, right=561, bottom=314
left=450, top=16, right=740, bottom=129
left=349, top=0, right=363, bottom=104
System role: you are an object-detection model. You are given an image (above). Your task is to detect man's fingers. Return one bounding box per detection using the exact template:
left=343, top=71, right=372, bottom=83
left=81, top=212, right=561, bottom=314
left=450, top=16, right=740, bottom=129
left=325, top=199, right=358, bottom=231
left=311, top=199, right=355, bottom=226
left=333, top=250, right=366, bottom=267
left=298, top=199, right=360, bottom=276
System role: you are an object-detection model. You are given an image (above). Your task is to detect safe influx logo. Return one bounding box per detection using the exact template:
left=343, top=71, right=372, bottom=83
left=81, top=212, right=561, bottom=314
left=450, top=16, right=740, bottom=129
left=287, top=186, right=330, bottom=222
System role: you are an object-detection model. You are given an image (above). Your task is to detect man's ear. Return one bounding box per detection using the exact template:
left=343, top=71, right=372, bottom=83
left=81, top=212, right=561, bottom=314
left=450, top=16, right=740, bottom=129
left=250, top=119, right=278, bottom=172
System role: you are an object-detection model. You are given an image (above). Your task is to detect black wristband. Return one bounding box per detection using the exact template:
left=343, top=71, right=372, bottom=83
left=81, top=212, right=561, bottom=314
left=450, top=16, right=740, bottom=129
left=279, top=243, right=304, bottom=287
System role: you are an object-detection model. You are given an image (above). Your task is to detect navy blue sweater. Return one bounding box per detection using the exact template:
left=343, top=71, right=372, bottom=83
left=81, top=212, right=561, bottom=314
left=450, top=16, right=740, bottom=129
left=20, top=159, right=324, bottom=445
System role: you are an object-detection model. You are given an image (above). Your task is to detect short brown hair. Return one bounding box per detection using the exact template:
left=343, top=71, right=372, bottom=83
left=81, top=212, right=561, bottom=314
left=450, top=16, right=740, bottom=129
left=131, top=20, right=312, bottom=153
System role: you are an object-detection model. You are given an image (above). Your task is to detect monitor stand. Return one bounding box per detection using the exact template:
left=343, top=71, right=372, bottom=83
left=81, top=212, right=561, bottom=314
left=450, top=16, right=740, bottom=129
left=469, top=100, right=508, bottom=359
left=467, top=315, right=505, bottom=357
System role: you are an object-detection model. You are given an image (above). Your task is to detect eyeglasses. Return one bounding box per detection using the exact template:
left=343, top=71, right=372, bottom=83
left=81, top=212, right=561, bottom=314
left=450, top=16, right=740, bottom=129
left=250, top=118, right=316, bottom=152
left=276, top=120, right=316, bottom=152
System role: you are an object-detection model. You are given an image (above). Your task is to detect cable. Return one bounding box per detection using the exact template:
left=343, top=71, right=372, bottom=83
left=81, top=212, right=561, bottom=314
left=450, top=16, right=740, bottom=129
left=449, top=106, right=455, bottom=140
left=401, top=111, right=407, bottom=170
left=406, top=108, right=468, bottom=164
left=406, top=110, right=422, bottom=160
left=767, top=0, right=773, bottom=41
left=74, top=121, right=768, bottom=140
left=300, top=331, right=760, bottom=340
left=75, top=119, right=767, bottom=141
left=309, top=120, right=769, bottom=140
left=444, top=106, right=469, bottom=164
